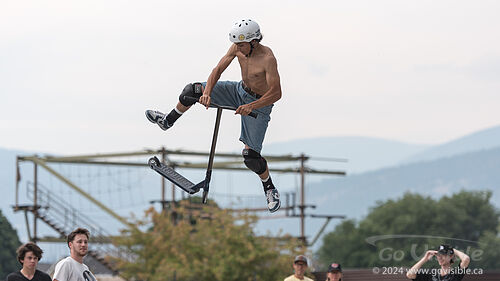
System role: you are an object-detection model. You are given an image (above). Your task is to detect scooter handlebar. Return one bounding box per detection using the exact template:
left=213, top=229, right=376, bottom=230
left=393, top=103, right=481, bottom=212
left=182, top=96, right=258, bottom=118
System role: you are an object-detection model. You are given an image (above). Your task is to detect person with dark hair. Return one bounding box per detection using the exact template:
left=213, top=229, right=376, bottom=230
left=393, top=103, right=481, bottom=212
left=53, top=228, right=96, bottom=281
left=326, top=262, right=343, bottom=281
left=284, top=255, right=314, bottom=281
left=6, top=242, right=51, bottom=281
left=145, top=19, right=282, bottom=213
left=406, top=244, right=470, bottom=281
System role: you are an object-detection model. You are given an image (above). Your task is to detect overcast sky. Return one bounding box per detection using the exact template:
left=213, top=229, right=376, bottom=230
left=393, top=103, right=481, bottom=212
left=1, top=0, right=499, bottom=155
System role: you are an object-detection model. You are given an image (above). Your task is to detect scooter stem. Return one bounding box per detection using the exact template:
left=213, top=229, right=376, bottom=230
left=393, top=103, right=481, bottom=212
left=202, top=107, right=223, bottom=203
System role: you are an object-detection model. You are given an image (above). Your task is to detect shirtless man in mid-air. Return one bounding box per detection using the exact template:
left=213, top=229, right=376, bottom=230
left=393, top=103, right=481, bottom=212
left=146, top=19, right=282, bottom=213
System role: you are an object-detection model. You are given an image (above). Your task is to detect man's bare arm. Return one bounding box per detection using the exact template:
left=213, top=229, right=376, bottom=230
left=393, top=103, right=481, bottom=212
left=204, top=45, right=237, bottom=96
left=199, top=45, right=237, bottom=108
left=406, top=250, right=436, bottom=279
left=454, top=248, right=470, bottom=269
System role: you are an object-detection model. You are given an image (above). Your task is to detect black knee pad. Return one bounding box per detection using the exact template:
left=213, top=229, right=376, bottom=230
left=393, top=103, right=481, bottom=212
left=179, top=82, right=203, bottom=106
left=242, top=149, right=267, bottom=175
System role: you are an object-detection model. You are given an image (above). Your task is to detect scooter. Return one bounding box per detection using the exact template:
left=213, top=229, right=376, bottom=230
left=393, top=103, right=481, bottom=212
left=148, top=96, right=258, bottom=204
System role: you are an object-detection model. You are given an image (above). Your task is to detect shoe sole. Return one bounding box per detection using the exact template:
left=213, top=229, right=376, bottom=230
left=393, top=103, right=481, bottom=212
left=157, top=124, right=168, bottom=131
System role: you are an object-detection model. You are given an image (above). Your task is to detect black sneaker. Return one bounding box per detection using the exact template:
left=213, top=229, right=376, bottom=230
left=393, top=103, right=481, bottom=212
left=145, top=110, right=172, bottom=131
left=265, top=188, right=281, bottom=213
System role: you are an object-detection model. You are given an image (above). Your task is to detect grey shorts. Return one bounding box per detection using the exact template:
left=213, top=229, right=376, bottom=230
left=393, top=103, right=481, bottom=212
left=202, top=80, right=273, bottom=153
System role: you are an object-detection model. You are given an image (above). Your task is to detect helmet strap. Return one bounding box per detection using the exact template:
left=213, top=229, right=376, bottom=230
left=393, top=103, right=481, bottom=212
left=246, top=41, right=255, bottom=57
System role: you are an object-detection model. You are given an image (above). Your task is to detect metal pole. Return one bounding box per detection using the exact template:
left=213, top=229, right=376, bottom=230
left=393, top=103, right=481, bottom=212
left=171, top=173, right=175, bottom=204
left=300, top=154, right=305, bottom=245
left=32, top=157, right=345, bottom=175
left=286, top=193, right=289, bottom=217
left=206, top=108, right=223, bottom=174
left=161, top=147, right=166, bottom=211
left=309, top=217, right=332, bottom=246
left=33, top=161, right=38, bottom=243
left=15, top=157, right=20, bottom=208
left=170, top=167, right=175, bottom=206
left=201, top=108, right=223, bottom=203
left=24, top=210, right=32, bottom=241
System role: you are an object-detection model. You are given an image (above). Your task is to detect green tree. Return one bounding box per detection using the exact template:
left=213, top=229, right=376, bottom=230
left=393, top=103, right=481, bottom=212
left=477, top=225, right=500, bottom=269
left=317, top=219, right=373, bottom=267
left=434, top=191, right=499, bottom=242
left=113, top=202, right=303, bottom=281
left=0, top=209, right=21, bottom=279
left=317, top=190, right=500, bottom=269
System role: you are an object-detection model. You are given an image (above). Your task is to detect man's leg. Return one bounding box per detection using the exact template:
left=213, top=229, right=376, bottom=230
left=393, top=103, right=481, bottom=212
left=242, top=145, right=280, bottom=213
left=145, top=83, right=202, bottom=130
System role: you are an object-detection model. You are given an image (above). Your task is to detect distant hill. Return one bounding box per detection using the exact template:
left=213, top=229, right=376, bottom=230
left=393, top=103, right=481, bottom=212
left=287, top=146, right=500, bottom=249
left=265, top=136, right=429, bottom=174
left=404, top=124, right=500, bottom=164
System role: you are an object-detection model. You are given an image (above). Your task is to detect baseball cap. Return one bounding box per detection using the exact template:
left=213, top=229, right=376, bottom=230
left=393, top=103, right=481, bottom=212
left=294, top=255, right=308, bottom=265
left=437, top=244, right=454, bottom=255
left=328, top=263, right=342, bottom=272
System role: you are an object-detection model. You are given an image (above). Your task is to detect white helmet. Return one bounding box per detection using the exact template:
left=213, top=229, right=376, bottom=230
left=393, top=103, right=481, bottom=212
left=229, top=19, right=262, bottom=43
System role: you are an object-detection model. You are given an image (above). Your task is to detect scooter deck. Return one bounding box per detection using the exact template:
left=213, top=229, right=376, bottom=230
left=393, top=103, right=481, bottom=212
left=148, top=157, right=200, bottom=194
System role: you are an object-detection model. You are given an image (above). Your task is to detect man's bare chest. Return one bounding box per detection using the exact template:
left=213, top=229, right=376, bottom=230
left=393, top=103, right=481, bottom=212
left=238, top=57, right=266, bottom=79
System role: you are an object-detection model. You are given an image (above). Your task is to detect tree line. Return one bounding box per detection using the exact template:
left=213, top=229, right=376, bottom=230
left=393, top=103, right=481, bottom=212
left=317, top=190, right=500, bottom=270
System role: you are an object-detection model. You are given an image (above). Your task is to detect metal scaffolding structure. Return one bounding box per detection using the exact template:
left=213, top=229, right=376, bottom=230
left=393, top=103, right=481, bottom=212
left=14, top=147, right=346, bottom=254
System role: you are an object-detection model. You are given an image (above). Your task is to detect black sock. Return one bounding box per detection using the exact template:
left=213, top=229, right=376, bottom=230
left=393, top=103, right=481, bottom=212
left=166, top=108, right=182, bottom=124
left=262, top=176, right=275, bottom=192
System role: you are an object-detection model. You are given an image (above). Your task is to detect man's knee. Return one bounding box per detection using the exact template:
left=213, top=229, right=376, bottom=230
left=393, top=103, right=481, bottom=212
left=179, top=82, right=203, bottom=106
left=242, top=148, right=267, bottom=175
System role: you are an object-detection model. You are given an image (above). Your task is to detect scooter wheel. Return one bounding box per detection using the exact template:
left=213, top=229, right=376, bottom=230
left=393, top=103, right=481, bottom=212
left=148, top=156, right=160, bottom=168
